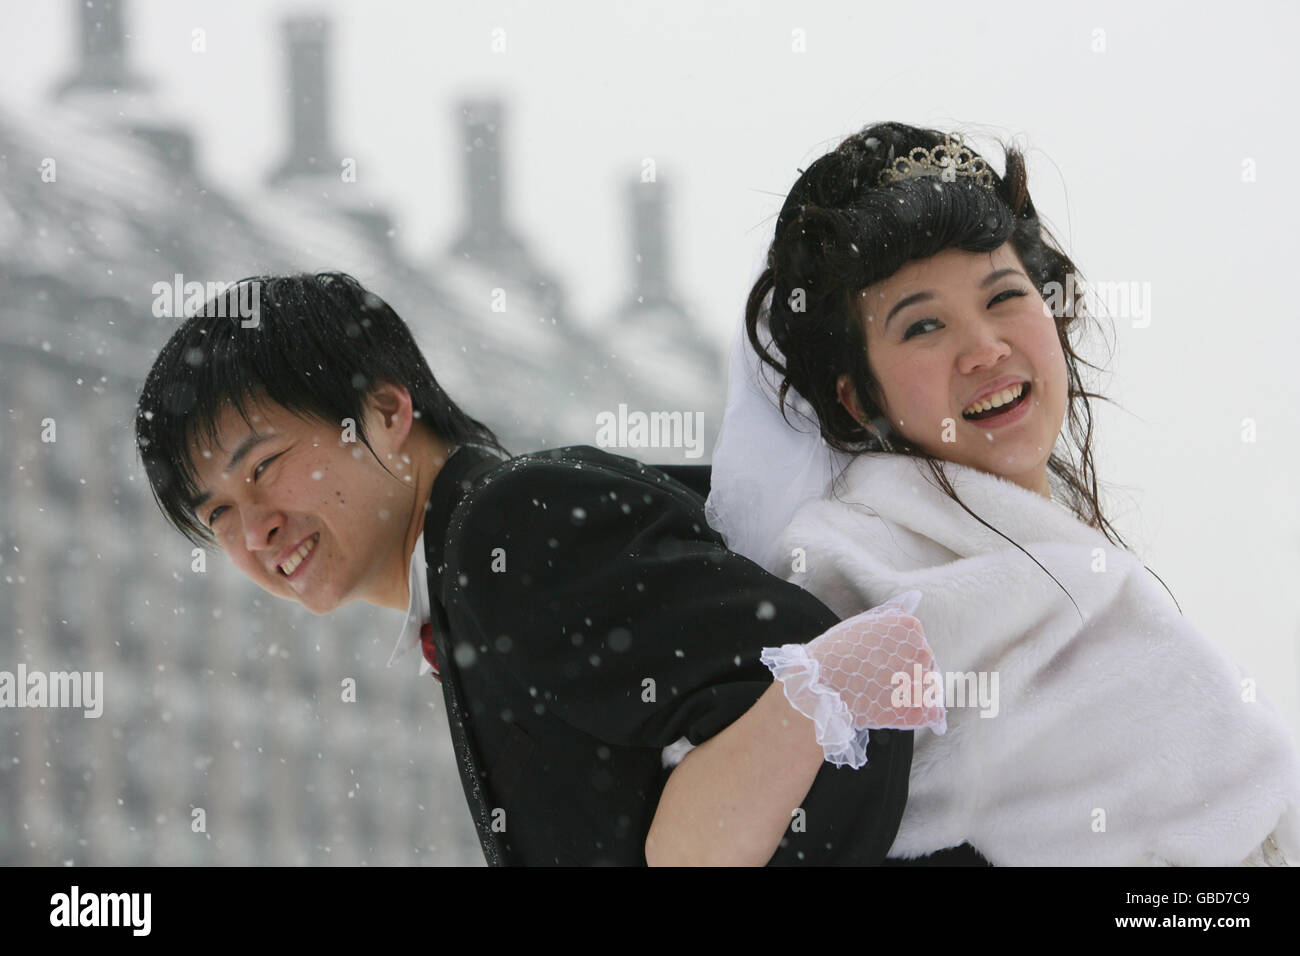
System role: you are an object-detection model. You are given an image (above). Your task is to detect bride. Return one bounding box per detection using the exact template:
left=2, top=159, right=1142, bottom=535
left=701, top=122, right=1300, bottom=866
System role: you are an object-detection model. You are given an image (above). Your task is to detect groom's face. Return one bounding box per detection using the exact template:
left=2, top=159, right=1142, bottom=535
left=187, top=394, right=416, bottom=614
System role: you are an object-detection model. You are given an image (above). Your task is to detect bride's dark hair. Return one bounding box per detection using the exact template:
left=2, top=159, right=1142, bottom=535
left=745, top=121, right=1181, bottom=612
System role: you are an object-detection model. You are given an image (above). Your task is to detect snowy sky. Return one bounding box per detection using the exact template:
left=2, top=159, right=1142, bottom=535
left=4, top=0, right=1300, bottom=738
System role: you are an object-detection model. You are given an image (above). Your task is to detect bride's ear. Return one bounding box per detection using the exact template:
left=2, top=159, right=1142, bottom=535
left=836, top=374, right=867, bottom=423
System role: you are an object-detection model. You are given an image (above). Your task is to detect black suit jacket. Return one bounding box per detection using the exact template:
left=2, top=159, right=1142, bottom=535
left=422, top=443, right=957, bottom=866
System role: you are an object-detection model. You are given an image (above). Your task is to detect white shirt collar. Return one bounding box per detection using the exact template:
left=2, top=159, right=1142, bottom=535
left=387, top=529, right=433, bottom=676
left=385, top=444, right=472, bottom=678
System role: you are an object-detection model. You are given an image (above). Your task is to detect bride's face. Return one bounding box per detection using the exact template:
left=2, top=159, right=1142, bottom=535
left=837, top=242, right=1069, bottom=497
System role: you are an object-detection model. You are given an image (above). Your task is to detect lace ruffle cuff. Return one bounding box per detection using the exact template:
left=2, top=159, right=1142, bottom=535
left=760, top=643, right=872, bottom=770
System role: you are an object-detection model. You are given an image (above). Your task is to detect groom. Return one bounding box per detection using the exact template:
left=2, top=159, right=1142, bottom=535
left=135, top=271, right=921, bottom=866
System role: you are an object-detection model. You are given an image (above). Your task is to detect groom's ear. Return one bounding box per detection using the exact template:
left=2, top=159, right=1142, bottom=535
left=836, top=374, right=866, bottom=423
left=364, top=382, right=416, bottom=445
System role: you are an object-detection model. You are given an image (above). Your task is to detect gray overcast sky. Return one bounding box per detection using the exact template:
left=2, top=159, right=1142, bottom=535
left=10, top=0, right=1294, bottom=349
left=5, top=0, right=1300, bottom=735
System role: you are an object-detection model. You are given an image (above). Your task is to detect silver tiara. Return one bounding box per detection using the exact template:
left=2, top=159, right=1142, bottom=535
left=876, top=132, right=995, bottom=188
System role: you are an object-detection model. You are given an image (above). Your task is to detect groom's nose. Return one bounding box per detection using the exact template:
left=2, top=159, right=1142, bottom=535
left=243, top=503, right=285, bottom=554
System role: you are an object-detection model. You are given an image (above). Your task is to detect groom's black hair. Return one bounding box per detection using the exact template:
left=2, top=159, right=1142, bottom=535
left=135, top=272, right=508, bottom=547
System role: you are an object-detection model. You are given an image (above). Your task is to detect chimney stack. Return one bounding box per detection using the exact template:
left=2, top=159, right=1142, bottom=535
left=267, top=17, right=338, bottom=185
left=620, top=179, right=686, bottom=321
left=447, top=98, right=565, bottom=321
left=53, top=0, right=150, bottom=100
left=450, top=99, right=511, bottom=257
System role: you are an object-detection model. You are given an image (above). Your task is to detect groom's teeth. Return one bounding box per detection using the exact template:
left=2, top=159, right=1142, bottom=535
left=280, top=535, right=317, bottom=575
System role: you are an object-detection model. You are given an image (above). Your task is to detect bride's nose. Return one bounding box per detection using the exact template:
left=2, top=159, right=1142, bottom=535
left=956, top=319, right=1011, bottom=374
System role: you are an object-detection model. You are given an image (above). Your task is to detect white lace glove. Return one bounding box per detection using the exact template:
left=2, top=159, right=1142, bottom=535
left=759, top=590, right=946, bottom=769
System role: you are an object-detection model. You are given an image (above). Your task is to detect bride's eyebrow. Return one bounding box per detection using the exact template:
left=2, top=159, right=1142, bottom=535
left=883, top=268, right=1027, bottom=331
left=190, top=431, right=273, bottom=512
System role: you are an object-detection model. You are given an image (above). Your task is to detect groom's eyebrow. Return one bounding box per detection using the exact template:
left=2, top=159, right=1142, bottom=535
left=190, top=431, right=272, bottom=511
left=884, top=268, right=1026, bottom=330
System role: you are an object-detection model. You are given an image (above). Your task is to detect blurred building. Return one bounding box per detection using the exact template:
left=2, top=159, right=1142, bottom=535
left=0, top=0, right=722, bottom=865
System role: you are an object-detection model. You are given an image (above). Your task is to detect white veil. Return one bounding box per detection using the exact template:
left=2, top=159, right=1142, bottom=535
left=704, top=315, right=853, bottom=578
left=703, top=313, right=953, bottom=772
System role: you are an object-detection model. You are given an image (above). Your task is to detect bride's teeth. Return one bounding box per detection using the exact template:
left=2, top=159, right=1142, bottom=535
left=963, top=382, right=1026, bottom=416
left=280, top=535, right=317, bottom=575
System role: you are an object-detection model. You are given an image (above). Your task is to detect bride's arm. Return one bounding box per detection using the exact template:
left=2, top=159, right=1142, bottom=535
left=644, top=506, right=933, bottom=866
left=646, top=594, right=933, bottom=866
left=644, top=680, right=825, bottom=866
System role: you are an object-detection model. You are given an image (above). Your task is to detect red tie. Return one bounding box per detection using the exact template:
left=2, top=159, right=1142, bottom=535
left=419, top=622, right=442, bottom=681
